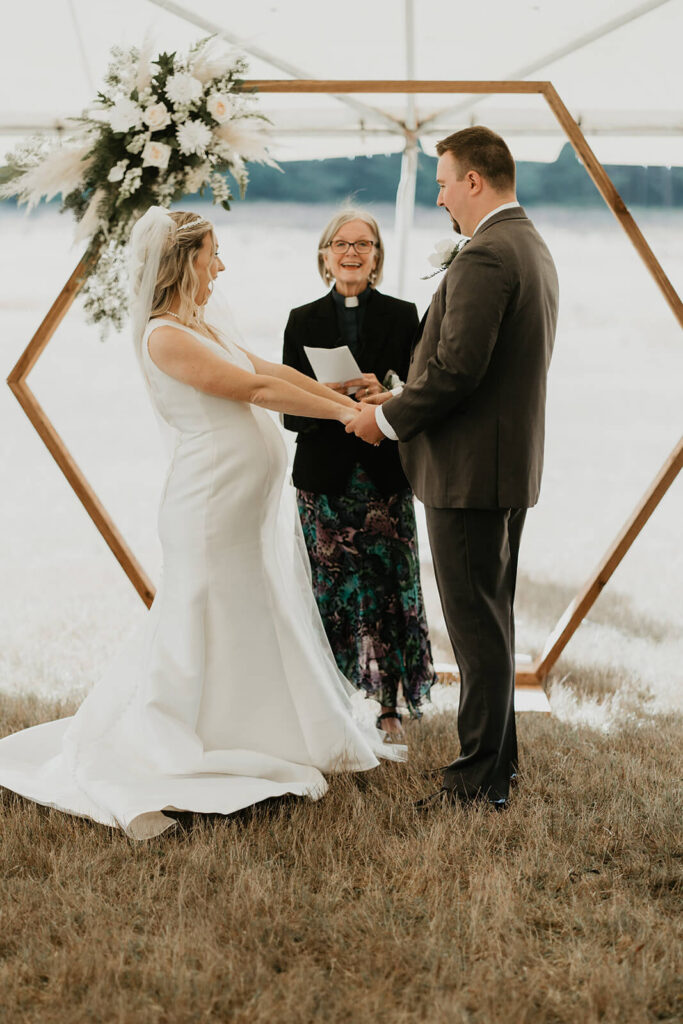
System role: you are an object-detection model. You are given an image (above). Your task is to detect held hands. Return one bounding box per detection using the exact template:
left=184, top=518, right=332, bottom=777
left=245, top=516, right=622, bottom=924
left=344, top=402, right=386, bottom=445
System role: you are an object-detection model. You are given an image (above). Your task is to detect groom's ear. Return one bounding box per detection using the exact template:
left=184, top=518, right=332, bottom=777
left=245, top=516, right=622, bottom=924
left=465, top=170, right=484, bottom=195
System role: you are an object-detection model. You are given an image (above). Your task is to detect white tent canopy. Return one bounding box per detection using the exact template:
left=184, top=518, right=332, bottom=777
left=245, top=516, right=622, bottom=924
left=1, top=0, right=682, bottom=166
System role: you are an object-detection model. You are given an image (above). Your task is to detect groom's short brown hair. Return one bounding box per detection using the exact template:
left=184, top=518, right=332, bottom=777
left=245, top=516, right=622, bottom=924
left=436, top=126, right=516, bottom=192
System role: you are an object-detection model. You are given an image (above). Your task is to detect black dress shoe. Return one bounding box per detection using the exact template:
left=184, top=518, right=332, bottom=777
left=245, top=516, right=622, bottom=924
left=414, top=787, right=508, bottom=812
left=414, top=787, right=466, bottom=811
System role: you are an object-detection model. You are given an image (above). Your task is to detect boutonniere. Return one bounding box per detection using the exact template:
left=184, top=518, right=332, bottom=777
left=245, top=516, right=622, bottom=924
left=382, top=369, right=402, bottom=391
left=421, top=237, right=468, bottom=279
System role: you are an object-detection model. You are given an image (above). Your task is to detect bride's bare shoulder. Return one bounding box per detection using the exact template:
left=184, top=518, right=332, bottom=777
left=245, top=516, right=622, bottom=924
left=146, top=321, right=203, bottom=364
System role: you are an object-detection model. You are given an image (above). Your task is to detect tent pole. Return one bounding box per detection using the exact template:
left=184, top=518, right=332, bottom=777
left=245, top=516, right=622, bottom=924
left=394, top=139, right=418, bottom=298
left=394, top=0, right=418, bottom=299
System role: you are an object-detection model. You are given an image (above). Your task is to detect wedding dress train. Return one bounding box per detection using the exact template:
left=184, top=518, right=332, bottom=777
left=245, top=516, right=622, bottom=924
left=0, top=320, right=403, bottom=839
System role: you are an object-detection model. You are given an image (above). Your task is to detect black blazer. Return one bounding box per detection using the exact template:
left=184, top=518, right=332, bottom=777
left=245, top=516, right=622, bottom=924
left=283, top=289, right=419, bottom=496
left=384, top=207, right=560, bottom=509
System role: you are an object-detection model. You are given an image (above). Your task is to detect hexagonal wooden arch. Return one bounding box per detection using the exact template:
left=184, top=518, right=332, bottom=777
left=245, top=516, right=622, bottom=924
left=7, top=80, right=683, bottom=688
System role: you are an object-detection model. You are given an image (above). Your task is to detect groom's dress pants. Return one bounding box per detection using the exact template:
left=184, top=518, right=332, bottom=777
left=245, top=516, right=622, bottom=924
left=425, top=506, right=526, bottom=803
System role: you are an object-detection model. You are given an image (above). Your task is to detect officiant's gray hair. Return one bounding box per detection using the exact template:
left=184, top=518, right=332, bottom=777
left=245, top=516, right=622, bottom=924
left=317, top=207, right=384, bottom=287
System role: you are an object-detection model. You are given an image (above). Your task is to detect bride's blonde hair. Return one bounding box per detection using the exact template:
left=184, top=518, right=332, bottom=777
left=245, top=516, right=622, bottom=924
left=149, top=211, right=215, bottom=328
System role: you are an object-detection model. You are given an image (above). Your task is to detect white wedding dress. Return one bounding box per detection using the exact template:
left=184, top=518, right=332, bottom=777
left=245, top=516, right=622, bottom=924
left=0, top=319, right=403, bottom=839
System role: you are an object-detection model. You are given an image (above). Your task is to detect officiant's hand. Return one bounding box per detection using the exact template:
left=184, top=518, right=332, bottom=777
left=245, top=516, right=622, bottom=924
left=345, top=402, right=385, bottom=445
left=359, top=391, right=393, bottom=406
left=343, top=372, right=382, bottom=400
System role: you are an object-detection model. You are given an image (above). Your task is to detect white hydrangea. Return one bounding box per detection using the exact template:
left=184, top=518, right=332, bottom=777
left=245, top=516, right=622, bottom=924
left=107, top=98, right=143, bottom=133
left=176, top=120, right=213, bottom=156
left=165, top=72, right=203, bottom=106
left=107, top=159, right=129, bottom=183
left=125, top=132, right=149, bottom=155
left=119, top=166, right=143, bottom=198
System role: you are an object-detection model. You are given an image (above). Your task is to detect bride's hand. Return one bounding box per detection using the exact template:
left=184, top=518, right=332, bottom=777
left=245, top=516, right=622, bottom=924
left=338, top=407, right=356, bottom=426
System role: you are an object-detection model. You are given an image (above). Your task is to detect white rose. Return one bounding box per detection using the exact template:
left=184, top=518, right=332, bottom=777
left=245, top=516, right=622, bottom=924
left=107, top=159, right=129, bottom=183
left=143, top=102, right=171, bottom=132
left=176, top=120, right=213, bottom=157
left=165, top=73, right=203, bottom=106
left=427, top=251, right=447, bottom=268
left=107, top=98, right=143, bottom=134
left=206, top=93, right=232, bottom=124
left=141, top=140, right=171, bottom=170
left=434, top=238, right=456, bottom=257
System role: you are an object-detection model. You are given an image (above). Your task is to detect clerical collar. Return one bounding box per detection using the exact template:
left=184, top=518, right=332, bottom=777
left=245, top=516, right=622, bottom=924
left=331, top=286, right=372, bottom=309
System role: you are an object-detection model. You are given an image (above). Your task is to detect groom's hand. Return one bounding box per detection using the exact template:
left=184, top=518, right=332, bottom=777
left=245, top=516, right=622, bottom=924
left=345, top=403, right=385, bottom=445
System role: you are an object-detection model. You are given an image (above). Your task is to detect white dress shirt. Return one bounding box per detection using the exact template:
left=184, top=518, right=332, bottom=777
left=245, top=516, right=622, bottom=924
left=375, top=201, right=520, bottom=441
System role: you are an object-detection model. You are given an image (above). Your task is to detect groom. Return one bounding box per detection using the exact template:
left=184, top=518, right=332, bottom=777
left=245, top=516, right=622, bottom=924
left=347, top=126, right=559, bottom=808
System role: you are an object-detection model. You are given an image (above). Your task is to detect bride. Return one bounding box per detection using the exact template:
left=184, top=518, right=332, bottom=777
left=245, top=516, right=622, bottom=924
left=0, top=207, right=405, bottom=840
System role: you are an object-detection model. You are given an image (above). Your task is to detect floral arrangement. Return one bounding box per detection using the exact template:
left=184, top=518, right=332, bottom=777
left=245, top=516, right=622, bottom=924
left=422, top=237, right=468, bottom=279
left=1, top=38, right=274, bottom=333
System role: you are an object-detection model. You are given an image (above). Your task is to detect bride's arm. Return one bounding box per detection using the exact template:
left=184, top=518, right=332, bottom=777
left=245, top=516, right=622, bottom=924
left=236, top=345, right=351, bottom=408
left=148, top=327, right=356, bottom=423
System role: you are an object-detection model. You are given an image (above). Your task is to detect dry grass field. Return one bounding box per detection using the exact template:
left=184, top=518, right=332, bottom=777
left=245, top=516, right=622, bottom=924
left=1, top=683, right=681, bottom=1024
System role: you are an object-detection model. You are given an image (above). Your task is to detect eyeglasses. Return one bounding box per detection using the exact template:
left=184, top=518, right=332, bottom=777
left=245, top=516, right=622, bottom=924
left=327, top=239, right=377, bottom=255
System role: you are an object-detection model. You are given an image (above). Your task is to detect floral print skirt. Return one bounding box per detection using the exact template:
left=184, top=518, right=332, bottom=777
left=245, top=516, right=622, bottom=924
left=296, top=465, right=436, bottom=714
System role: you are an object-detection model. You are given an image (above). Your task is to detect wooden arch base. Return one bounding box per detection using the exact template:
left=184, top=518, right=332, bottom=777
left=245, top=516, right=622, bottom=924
left=7, top=80, right=682, bottom=688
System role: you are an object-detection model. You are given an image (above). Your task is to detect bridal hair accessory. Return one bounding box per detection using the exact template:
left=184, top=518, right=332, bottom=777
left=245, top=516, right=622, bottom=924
left=175, top=217, right=209, bottom=234
left=0, top=37, right=275, bottom=335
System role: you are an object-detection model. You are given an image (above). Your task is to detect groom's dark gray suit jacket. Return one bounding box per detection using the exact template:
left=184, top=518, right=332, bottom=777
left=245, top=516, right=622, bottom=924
left=384, top=206, right=559, bottom=509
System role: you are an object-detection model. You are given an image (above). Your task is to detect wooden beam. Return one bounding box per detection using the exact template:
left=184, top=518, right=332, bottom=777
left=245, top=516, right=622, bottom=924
left=7, top=246, right=100, bottom=385
left=246, top=79, right=549, bottom=94
left=541, top=83, right=683, bottom=327
left=534, top=437, right=683, bottom=679
left=7, top=250, right=156, bottom=610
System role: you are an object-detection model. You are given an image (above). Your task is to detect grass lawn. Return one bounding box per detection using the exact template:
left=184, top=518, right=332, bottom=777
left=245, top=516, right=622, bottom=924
left=1, top=687, right=680, bottom=1024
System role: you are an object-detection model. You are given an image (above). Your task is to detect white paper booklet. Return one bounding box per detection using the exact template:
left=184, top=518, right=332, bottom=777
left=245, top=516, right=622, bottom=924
left=303, top=345, right=362, bottom=392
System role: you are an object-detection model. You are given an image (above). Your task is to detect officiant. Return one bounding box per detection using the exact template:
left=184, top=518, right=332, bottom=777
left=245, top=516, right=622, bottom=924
left=283, top=208, right=436, bottom=740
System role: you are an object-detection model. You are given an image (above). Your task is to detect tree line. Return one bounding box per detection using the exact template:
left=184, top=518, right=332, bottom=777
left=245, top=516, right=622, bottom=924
left=244, top=143, right=683, bottom=208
